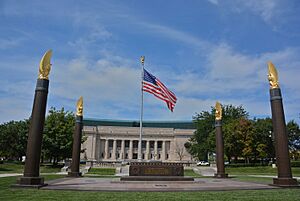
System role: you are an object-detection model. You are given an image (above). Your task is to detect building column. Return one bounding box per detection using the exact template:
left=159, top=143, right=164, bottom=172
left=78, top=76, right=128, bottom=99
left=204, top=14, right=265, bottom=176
left=161, top=141, right=166, bottom=161
left=121, top=140, right=125, bottom=159
left=129, top=140, right=133, bottom=159
left=104, top=139, right=109, bottom=159
left=145, top=140, right=150, bottom=160
left=112, top=140, right=117, bottom=160
left=154, top=141, right=158, bottom=160
left=95, top=135, right=100, bottom=161
left=169, top=141, right=175, bottom=161
left=90, top=134, right=96, bottom=161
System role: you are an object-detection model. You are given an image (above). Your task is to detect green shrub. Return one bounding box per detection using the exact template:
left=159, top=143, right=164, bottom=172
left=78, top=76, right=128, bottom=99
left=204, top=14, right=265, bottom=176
left=291, top=161, right=300, bottom=167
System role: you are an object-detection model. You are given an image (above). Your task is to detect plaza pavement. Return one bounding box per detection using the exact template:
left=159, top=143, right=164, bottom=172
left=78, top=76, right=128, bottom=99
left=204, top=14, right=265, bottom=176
left=41, top=166, right=279, bottom=192
left=42, top=177, right=278, bottom=192
left=2, top=166, right=299, bottom=191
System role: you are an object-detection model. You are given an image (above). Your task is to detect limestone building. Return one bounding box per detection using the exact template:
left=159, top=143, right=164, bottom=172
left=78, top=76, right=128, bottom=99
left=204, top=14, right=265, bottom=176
left=81, top=119, right=196, bottom=162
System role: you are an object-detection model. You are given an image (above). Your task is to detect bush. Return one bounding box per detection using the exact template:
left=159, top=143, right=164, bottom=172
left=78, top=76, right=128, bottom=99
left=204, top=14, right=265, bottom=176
left=291, top=161, right=300, bottom=167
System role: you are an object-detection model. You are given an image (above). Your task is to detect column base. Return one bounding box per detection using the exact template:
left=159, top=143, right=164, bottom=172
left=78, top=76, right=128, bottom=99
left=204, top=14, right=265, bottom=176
left=12, top=177, right=47, bottom=188
left=214, top=173, right=228, bottom=178
left=67, top=172, right=82, bottom=177
left=273, top=178, right=298, bottom=187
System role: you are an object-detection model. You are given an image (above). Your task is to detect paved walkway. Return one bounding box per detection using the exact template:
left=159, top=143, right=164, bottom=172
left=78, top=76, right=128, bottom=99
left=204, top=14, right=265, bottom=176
left=193, top=166, right=216, bottom=176
left=0, top=173, right=22, bottom=177
left=42, top=177, right=278, bottom=192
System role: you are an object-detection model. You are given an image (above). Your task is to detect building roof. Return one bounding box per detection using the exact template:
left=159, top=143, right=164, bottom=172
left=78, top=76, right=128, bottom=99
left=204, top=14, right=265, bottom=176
left=83, top=118, right=196, bottom=129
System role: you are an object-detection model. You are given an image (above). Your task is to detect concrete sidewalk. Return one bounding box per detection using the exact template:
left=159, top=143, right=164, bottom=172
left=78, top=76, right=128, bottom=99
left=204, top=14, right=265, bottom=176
left=0, top=173, right=22, bottom=178
left=193, top=166, right=217, bottom=176
left=42, top=177, right=279, bottom=192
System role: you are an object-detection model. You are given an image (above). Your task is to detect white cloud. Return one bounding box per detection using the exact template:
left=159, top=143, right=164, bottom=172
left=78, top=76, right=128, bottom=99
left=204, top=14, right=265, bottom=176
left=220, top=0, right=286, bottom=25
left=238, top=0, right=278, bottom=22
left=0, top=38, right=24, bottom=49
left=49, top=53, right=141, bottom=119
left=207, top=0, right=219, bottom=5
left=138, top=22, right=210, bottom=50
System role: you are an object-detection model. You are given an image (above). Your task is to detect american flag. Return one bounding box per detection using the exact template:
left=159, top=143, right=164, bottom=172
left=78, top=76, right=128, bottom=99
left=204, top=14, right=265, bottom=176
left=142, top=68, right=177, bottom=112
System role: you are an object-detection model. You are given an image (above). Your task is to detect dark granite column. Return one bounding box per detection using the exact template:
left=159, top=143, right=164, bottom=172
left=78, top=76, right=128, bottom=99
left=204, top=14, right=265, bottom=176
left=270, top=88, right=298, bottom=186
left=214, top=120, right=228, bottom=178
left=18, top=79, right=49, bottom=187
left=68, top=115, right=83, bottom=177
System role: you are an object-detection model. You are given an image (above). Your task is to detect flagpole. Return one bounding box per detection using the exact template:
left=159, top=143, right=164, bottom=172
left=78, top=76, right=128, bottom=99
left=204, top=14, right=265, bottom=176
left=138, top=56, right=145, bottom=161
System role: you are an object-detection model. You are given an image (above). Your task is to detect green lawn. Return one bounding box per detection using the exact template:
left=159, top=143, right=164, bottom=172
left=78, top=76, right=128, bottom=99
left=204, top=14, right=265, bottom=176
left=0, top=176, right=300, bottom=201
left=225, top=166, right=300, bottom=176
left=0, top=163, right=24, bottom=173
left=1, top=164, right=300, bottom=200
left=184, top=169, right=203, bottom=178
left=86, top=168, right=116, bottom=175
left=0, top=162, right=62, bottom=174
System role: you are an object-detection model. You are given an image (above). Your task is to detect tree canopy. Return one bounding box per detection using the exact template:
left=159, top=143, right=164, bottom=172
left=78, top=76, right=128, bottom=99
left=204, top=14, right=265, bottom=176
left=0, top=120, right=29, bottom=160
left=42, top=107, right=76, bottom=164
left=188, top=104, right=299, bottom=163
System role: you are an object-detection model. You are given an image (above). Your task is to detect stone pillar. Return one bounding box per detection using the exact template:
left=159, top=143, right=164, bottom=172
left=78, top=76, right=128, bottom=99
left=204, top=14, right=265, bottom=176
left=90, top=134, right=96, bottom=161
left=161, top=141, right=166, bottom=161
left=145, top=140, right=150, bottom=160
left=112, top=140, right=117, bottom=160
left=18, top=79, right=49, bottom=187
left=138, top=140, right=142, bottom=160
left=214, top=120, right=228, bottom=178
left=104, top=139, right=109, bottom=159
left=121, top=140, right=125, bottom=159
left=270, top=88, right=298, bottom=186
left=95, top=134, right=100, bottom=161
left=154, top=141, right=158, bottom=160
left=68, top=115, right=83, bottom=177
left=169, top=141, right=175, bottom=161
left=129, top=140, right=133, bottom=159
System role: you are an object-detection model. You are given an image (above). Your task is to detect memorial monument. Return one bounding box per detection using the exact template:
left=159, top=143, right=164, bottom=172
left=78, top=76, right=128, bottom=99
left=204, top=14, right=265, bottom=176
left=214, top=101, right=228, bottom=178
left=68, top=96, right=84, bottom=177
left=268, top=62, right=298, bottom=186
left=15, top=50, right=52, bottom=187
left=121, top=161, right=193, bottom=181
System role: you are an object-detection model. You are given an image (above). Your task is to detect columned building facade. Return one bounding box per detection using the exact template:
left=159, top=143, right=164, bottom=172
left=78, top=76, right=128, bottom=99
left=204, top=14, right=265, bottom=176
left=81, top=119, right=196, bottom=162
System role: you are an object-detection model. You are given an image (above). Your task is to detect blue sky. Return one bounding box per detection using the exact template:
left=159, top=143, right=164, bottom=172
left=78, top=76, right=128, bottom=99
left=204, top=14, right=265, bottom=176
left=1, top=0, right=300, bottom=123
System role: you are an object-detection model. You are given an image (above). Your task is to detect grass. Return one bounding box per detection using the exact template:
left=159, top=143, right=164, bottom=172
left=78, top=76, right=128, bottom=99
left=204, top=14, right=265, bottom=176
left=0, top=162, right=62, bottom=174
left=0, top=176, right=300, bottom=201
left=1, top=164, right=300, bottom=200
left=225, top=166, right=300, bottom=176
left=86, top=168, right=115, bottom=175
left=184, top=169, right=203, bottom=178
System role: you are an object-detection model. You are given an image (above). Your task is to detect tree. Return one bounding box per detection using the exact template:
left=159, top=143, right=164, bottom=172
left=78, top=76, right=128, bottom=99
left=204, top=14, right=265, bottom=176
left=42, top=107, right=75, bottom=165
left=223, top=118, right=246, bottom=163
left=189, top=111, right=215, bottom=161
left=174, top=142, right=186, bottom=161
left=0, top=120, right=29, bottom=160
left=253, top=118, right=274, bottom=163
left=287, top=120, right=300, bottom=160
left=189, top=104, right=248, bottom=161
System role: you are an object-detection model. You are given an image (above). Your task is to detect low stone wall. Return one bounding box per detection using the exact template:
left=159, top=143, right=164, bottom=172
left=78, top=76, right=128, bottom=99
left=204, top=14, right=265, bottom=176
left=129, top=162, right=183, bottom=176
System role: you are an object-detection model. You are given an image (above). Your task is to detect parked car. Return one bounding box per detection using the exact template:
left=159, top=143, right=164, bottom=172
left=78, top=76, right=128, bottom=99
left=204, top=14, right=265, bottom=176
left=196, top=161, right=210, bottom=166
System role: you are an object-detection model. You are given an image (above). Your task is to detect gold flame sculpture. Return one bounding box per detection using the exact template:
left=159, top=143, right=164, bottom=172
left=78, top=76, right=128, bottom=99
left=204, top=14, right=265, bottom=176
left=215, top=101, right=222, bottom=120
left=268, top=61, right=279, bottom=89
left=38, top=50, right=52, bottom=80
left=76, top=96, right=83, bottom=116
left=140, top=56, right=145, bottom=65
